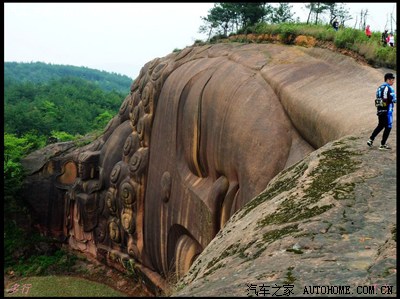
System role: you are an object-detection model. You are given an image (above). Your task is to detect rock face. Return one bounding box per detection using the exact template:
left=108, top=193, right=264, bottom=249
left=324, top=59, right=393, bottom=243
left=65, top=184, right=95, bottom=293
left=172, top=131, right=396, bottom=297
left=21, top=43, right=395, bottom=293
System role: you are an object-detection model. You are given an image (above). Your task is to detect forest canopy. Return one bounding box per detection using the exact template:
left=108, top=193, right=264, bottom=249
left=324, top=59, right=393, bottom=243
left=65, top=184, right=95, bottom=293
left=4, top=62, right=132, bottom=139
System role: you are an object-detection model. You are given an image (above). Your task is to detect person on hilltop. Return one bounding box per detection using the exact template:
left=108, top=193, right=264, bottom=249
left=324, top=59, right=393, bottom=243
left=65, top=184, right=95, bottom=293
left=332, top=19, right=339, bottom=31
left=381, top=29, right=388, bottom=46
left=367, top=73, right=396, bottom=150
left=388, top=33, right=395, bottom=47
left=365, top=25, right=371, bottom=38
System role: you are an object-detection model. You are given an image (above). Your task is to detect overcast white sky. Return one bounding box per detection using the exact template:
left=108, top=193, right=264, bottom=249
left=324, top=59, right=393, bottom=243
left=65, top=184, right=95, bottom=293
left=4, top=2, right=397, bottom=79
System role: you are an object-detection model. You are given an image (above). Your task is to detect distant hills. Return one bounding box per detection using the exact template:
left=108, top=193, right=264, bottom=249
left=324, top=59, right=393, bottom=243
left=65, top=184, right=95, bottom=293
left=4, top=61, right=133, bottom=94
left=4, top=61, right=133, bottom=137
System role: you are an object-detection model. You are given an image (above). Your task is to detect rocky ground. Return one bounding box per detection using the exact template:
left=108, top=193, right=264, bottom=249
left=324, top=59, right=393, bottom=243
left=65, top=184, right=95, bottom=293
left=172, top=129, right=397, bottom=297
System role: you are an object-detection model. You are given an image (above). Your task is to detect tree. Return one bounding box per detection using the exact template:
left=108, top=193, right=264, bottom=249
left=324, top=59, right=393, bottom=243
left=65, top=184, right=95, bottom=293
left=325, top=3, right=352, bottom=26
left=199, top=14, right=220, bottom=41
left=4, top=133, right=33, bottom=197
left=93, top=111, right=114, bottom=131
left=270, top=3, right=295, bottom=24
left=200, top=3, right=236, bottom=38
left=4, top=61, right=132, bottom=93
left=235, top=2, right=266, bottom=28
left=50, top=130, right=76, bottom=142
left=325, top=3, right=338, bottom=25
left=314, top=2, right=331, bottom=25
left=305, top=2, right=331, bottom=25
left=199, top=3, right=269, bottom=38
left=305, top=2, right=315, bottom=24
left=358, top=9, right=369, bottom=30
left=4, top=73, right=125, bottom=138
left=334, top=3, right=352, bottom=27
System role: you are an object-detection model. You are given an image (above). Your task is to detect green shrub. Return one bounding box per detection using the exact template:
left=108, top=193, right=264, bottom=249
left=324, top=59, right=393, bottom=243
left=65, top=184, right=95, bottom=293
left=278, top=23, right=298, bottom=44
left=50, top=130, right=76, bottom=142
left=313, top=25, right=336, bottom=41
left=219, top=22, right=396, bottom=70
left=356, top=40, right=379, bottom=62
left=375, top=46, right=397, bottom=69
left=4, top=133, right=33, bottom=199
left=334, top=28, right=359, bottom=49
left=5, top=235, right=77, bottom=277
left=18, top=249, right=78, bottom=276
left=193, top=39, right=206, bottom=46
left=209, top=34, right=228, bottom=43
left=21, top=131, right=47, bottom=151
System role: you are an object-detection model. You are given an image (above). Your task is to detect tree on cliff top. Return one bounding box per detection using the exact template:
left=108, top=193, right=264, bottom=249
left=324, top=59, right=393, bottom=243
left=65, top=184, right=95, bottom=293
left=199, top=3, right=271, bottom=39
left=200, top=3, right=355, bottom=39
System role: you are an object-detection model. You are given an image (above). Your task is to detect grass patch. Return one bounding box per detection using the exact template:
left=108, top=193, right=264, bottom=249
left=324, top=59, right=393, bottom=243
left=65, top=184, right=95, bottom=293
left=283, top=267, right=296, bottom=284
left=4, top=276, right=127, bottom=297
left=205, top=241, right=254, bottom=271
left=4, top=220, right=77, bottom=277
left=305, top=146, right=361, bottom=202
left=257, top=145, right=361, bottom=227
left=261, top=224, right=300, bottom=246
left=240, top=161, right=307, bottom=218
left=227, top=22, right=396, bottom=69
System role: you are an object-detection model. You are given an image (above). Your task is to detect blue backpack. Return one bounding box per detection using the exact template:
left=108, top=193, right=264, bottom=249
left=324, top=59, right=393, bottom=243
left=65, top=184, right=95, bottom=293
left=375, top=84, right=387, bottom=107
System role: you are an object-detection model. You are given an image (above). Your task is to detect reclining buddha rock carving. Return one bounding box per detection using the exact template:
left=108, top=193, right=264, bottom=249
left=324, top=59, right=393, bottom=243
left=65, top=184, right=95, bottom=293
left=27, top=43, right=388, bottom=291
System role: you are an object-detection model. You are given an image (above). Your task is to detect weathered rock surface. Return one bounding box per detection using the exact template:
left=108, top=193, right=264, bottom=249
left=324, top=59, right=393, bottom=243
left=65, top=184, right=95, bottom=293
left=172, top=130, right=396, bottom=297
left=20, top=42, right=396, bottom=294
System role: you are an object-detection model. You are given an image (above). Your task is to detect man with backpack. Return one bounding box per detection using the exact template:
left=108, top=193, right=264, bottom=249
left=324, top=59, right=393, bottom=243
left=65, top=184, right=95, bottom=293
left=367, top=73, right=396, bottom=150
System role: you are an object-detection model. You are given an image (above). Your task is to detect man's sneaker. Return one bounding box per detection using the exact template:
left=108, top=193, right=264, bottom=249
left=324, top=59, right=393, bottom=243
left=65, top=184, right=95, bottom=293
left=367, top=139, right=373, bottom=147
left=379, top=144, right=391, bottom=150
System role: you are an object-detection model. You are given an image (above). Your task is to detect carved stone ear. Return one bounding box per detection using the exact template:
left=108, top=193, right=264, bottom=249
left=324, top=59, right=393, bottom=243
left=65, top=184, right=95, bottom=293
left=56, top=160, right=78, bottom=187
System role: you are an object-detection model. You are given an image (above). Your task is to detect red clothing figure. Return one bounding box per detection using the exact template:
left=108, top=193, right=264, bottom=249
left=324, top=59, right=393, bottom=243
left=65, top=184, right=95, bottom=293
left=365, top=25, right=371, bottom=38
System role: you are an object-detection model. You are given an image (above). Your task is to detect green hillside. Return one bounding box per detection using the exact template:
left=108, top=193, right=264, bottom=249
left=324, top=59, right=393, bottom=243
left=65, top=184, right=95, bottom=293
left=4, top=61, right=133, bottom=94
left=4, top=62, right=133, bottom=143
